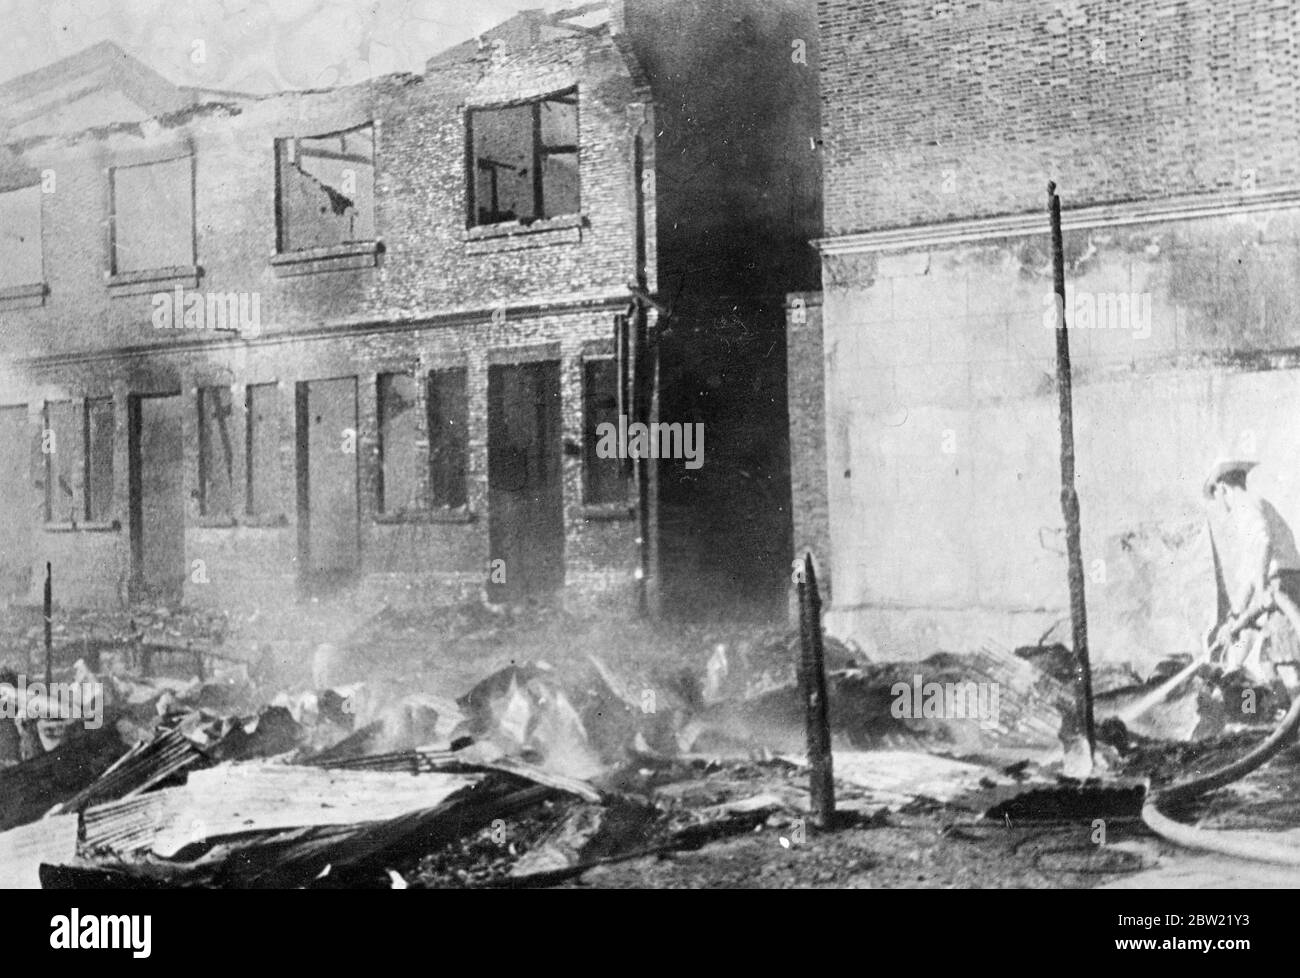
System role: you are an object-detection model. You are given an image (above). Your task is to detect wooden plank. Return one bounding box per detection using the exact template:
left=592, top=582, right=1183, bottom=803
left=86, top=763, right=482, bottom=857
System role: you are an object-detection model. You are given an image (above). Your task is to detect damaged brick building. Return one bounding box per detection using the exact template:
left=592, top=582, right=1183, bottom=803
left=795, top=0, right=1300, bottom=667
left=0, top=1, right=819, bottom=621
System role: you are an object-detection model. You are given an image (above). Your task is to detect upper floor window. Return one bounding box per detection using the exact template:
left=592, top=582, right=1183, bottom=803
left=109, top=156, right=195, bottom=274
left=468, top=89, right=579, bottom=227
left=276, top=123, right=375, bottom=252
left=0, top=184, right=43, bottom=289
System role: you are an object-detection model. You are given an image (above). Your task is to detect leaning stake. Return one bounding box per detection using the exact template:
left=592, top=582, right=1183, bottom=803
left=1047, top=182, right=1096, bottom=761
left=798, top=552, right=835, bottom=826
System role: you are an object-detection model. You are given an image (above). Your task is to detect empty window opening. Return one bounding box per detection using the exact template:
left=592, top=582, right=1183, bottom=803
left=84, top=397, right=114, bottom=523
left=42, top=401, right=76, bottom=523
left=583, top=358, right=626, bottom=505
left=198, top=386, right=234, bottom=518
left=110, top=156, right=194, bottom=273
left=377, top=372, right=419, bottom=515
left=276, top=123, right=376, bottom=251
left=469, top=90, right=578, bottom=226
left=0, top=185, right=42, bottom=288
left=428, top=367, right=468, bottom=509
left=245, top=383, right=280, bottom=518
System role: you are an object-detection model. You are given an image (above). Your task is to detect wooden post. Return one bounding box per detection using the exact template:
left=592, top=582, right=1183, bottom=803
left=43, top=561, right=52, bottom=687
left=797, top=552, right=835, bottom=826
left=1047, top=182, right=1097, bottom=758
left=630, top=298, right=650, bottom=617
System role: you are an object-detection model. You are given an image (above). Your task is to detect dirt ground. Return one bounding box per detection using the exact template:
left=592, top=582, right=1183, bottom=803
left=560, top=744, right=1300, bottom=890
left=567, top=814, right=1152, bottom=889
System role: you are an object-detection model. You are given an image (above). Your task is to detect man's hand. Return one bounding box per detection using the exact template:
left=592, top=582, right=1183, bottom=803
left=1208, top=619, right=1237, bottom=656
left=1204, top=623, right=1221, bottom=655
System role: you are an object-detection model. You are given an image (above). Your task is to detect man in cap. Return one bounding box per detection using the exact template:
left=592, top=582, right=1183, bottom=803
left=1203, top=458, right=1300, bottom=700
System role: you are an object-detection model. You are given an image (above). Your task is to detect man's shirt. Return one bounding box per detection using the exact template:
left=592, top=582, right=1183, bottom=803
left=1228, top=493, right=1300, bottom=612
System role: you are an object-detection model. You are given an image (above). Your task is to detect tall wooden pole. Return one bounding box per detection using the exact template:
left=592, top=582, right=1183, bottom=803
left=1048, top=182, right=1096, bottom=758
left=43, top=561, right=53, bottom=687
left=631, top=298, right=651, bottom=617
left=798, top=552, right=835, bottom=826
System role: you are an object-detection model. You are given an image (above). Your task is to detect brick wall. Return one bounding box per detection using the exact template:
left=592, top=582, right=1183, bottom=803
left=811, top=0, right=1300, bottom=664
left=0, top=3, right=825, bottom=620
left=0, top=27, right=650, bottom=614
left=821, top=0, right=1300, bottom=235
left=0, top=30, right=650, bottom=360
left=2, top=303, right=641, bottom=613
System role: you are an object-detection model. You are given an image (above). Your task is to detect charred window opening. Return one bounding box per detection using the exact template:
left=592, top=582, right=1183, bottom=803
left=0, top=185, right=42, bottom=289
left=468, top=90, right=579, bottom=226
left=583, top=358, right=626, bottom=505
left=245, top=383, right=280, bottom=518
left=428, top=367, right=468, bottom=509
left=42, top=401, right=76, bottom=524
left=276, top=123, right=375, bottom=252
left=109, top=156, right=194, bottom=274
left=198, top=386, right=234, bottom=518
left=377, top=372, right=419, bottom=515
left=84, top=398, right=114, bottom=523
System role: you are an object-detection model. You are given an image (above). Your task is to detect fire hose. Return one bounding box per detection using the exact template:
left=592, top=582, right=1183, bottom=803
left=1140, top=586, right=1300, bottom=865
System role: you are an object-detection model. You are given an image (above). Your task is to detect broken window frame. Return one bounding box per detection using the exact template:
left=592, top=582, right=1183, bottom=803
left=466, top=87, right=580, bottom=228
left=0, top=183, right=44, bottom=290
left=83, top=397, right=114, bottom=524
left=197, top=386, right=235, bottom=520
left=427, top=367, right=468, bottom=510
left=582, top=356, right=628, bottom=506
left=274, top=122, right=377, bottom=254
left=107, top=155, right=196, bottom=275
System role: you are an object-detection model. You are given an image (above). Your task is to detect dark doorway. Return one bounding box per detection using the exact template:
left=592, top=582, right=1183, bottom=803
left=296, top=377, right=359, bottom=592
left=487, top=360, right=564, bottom=601
left=129, top=393, right=185, bottom=600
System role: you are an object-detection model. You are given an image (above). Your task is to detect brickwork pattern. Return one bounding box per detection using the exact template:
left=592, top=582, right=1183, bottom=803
left=820, top=0, right=1300, bottom=235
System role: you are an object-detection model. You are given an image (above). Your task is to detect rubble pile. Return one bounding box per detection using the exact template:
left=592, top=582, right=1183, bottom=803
left=0, top=634, right=852, bottom=888
left=0, top=602, right=235, bottom=678
left=2, top=601, right=1289, bottom=890
left=0, top=612, right=1043, bottom=889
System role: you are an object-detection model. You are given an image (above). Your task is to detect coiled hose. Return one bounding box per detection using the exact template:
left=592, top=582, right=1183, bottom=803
left=1141, top=589, right=1300, bottom=865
